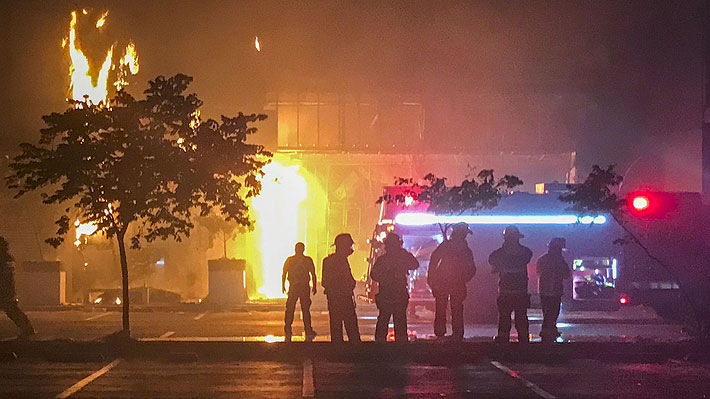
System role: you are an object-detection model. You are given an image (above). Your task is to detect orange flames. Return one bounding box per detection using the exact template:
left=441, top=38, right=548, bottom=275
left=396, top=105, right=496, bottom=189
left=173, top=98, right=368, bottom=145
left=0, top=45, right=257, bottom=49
left=95, top=11, right=108, bottom=28
left=65, top=10, right=113, bottom=106
left=64, top=9, right=135, bottom=247
left=115, top=42, right=139, bottom=91
left=63, top=10, right=139, bottom=106
left=74, top=219, right=98, bottom=247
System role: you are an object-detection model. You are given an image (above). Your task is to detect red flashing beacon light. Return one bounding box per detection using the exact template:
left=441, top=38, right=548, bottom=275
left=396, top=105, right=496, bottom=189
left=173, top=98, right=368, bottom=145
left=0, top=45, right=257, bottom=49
left=631, top=196, right=649, bottom=212
left=628, top=192, right=663, bottom=217
left=627, top=191, right=678, bottom=218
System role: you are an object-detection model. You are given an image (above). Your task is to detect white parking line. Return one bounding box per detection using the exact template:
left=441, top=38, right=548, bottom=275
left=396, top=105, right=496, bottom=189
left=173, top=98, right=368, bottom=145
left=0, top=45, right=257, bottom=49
left=490, top=361, right=556, bottom=399
left=302, top=359, right=314, bottom=398
left=193, top=312, right=207, bottom=321
left=56, top=359, right=121, bottom=398
left=159, top=331, right=175, bottom=339
left=83, top=312, right=111, bottom=321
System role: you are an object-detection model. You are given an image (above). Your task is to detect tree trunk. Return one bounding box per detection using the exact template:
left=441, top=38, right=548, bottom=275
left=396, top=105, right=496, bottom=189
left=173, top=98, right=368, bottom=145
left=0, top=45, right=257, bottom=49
left=223, top=233, right=227, bottom=259
left=116, top=230, right=130, bottom=335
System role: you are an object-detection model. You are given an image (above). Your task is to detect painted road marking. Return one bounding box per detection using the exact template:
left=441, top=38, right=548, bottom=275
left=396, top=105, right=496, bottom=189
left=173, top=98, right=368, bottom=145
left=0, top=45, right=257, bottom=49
left=56, top=359, right=122, bottom=398
left=193, top=312, right=207, bottom=321
left=83, top=312, right=111, bottom=321
left=302, top=359, right=314, bottom=398
left=490, top=361, right=556, bottom=399
left=159, top=331, right=175, bottom=339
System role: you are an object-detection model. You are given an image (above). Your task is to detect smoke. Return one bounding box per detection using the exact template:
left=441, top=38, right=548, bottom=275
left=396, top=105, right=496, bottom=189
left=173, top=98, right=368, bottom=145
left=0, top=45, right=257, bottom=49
left=0, top=0, right=705, bottom=299
left=1, top=0, right=704, bottom=166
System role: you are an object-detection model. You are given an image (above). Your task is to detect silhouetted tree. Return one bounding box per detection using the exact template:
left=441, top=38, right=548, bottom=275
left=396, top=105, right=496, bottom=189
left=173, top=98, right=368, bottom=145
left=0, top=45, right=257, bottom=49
left=6, top=74, right=271, bottom=335
left=200, top=213, right=248, bottom=259
left=377, top=170, right=523, bottom=237
left=560, top=165, right=708, bottom=340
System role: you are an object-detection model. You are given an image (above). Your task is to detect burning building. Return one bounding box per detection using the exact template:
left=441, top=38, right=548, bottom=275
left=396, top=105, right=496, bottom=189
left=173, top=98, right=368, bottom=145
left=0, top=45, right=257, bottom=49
left=3, top=2, right=703, bottom=305
left=241, top=89, right=578, bottom=296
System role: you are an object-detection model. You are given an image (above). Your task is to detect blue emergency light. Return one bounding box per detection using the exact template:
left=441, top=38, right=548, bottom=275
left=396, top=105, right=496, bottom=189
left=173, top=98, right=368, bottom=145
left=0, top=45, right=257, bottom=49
left=394, top=213, right=607, bottom=226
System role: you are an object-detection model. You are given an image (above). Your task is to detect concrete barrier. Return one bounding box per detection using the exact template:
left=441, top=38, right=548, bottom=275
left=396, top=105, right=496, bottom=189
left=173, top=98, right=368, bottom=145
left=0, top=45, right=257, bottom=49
left=207, top=258, right=247, bottom=305
left=16, top=261, right=66, bottom=306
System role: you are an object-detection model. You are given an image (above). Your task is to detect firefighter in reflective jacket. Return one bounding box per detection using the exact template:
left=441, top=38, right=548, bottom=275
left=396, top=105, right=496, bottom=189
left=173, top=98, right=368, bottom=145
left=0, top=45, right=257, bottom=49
left=321, top=233, right=361, bottom=342
left=489, top=225, right=533, bottom=343
left=0, top=237, right=35, bottom=338
left=427, top=222, right=477, bottom=340
left=370, top=233, right=419, bottom=343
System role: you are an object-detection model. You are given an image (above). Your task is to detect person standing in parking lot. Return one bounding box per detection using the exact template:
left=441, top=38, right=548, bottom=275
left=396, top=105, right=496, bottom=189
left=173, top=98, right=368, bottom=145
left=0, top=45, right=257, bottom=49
left=489, top=225, right=533, bottom=343
left=537, top=237, right=571, bottom=343
left=427, top=222, right=477, bottom=341
left=321, top=233, right=361, bottom=342
left=282, top=242, right=318, bottom=342
left=0, top=236, right=35, bottom=339
left=370, top=233, right=419, bottom=343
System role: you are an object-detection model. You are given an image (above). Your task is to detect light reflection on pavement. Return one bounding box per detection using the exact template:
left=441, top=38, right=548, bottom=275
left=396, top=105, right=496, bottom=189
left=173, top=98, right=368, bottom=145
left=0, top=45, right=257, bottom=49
left=0, top=302, right=689, bottom=343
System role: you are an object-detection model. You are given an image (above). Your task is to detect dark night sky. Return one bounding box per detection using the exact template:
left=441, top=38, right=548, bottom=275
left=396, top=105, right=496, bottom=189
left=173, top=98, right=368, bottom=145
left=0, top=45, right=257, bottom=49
left=0, top=0, right=705, bottom=172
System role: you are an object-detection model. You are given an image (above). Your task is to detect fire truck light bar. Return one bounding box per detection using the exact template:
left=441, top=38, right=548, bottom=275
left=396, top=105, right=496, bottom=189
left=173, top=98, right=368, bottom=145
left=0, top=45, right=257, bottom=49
left=394, top=213, right=607, bottom=226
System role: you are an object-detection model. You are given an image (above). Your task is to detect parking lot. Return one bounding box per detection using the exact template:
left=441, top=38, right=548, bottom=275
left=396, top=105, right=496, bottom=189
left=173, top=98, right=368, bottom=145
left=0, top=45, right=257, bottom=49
left=0, top=303, right=702, bottom=398
left=1, top=357, right=709, bottom=399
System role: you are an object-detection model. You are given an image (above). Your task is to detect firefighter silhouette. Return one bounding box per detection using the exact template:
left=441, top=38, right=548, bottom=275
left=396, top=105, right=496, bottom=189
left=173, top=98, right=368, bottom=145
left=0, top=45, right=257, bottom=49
left=427, top=222, right=477, bottom=341
left=370, top=233, right=419, bottom=343
left=489, top=225, right=533, bottom=343
left=536, top=237, right=571, bottom=343
left=321, top=233, right=361, bottom=342
left=282, top=242, right=317, bottom=342
left=0, top=237, right=35, bottom=338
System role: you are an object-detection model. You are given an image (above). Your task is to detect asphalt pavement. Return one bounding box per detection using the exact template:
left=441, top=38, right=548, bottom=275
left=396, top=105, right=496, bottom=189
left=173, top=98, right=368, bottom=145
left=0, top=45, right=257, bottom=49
left=1, top=357, right=709, bottom=398
left=0, top=302, right=706, bottom=398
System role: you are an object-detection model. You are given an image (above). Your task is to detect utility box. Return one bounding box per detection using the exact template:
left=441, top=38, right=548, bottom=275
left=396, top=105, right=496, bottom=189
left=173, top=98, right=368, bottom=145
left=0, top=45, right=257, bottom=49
left=16, top=261, right=66, bottom=306
left=207, top=258, right=247, bottom=304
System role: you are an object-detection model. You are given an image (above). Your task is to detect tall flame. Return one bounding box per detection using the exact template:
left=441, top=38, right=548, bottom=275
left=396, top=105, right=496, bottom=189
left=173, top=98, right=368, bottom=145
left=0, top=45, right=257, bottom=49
left=254, top=36, right=261, bottom=52
left=121, top=42, right=139, bottom=75
left=67, top=10, right=114, bottom=105
left=115, top=42, right=140, bottom=91
left=65, top=10, right=139, bottom=104
left=251, top=162, right=307, bottom=298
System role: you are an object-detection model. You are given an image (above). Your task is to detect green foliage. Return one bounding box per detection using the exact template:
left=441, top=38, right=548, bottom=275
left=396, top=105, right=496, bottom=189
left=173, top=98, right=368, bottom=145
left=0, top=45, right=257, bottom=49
left=558, top=165, right=625, bottom=217
left=377, top=169, right=523, bottom=216
left=199, top=212, right=249, bottom=258
left=6, top=74, right=271, bottom=249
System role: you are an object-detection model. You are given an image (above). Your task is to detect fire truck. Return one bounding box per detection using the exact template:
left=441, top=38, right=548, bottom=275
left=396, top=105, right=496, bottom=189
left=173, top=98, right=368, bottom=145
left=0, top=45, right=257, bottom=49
left=617, top=191, right=710, bottom=322
left=363, top=185, right=709, bottom=322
